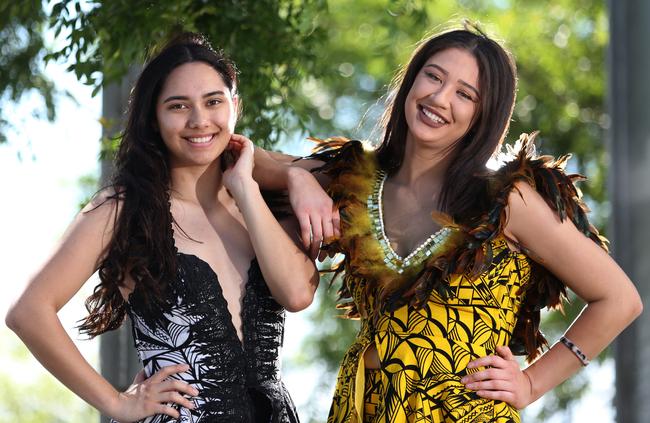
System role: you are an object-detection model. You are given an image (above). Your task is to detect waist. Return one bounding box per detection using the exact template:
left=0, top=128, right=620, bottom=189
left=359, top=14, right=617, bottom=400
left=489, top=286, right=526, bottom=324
left=141, top=351, right=282, bottom=383
left=372, top=301, right=509, bottom=348
left=366, top=329, right=494, bottom=375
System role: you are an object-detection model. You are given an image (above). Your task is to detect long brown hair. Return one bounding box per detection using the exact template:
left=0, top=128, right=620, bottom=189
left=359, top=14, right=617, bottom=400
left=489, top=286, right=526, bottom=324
left=78, top=34, right=238, bottom=337
left=376, top=26, right=517, bottom=222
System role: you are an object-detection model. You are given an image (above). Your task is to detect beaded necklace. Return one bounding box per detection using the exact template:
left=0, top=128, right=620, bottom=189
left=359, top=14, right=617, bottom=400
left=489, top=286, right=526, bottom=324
left=367, top=169, right=454, bottom=274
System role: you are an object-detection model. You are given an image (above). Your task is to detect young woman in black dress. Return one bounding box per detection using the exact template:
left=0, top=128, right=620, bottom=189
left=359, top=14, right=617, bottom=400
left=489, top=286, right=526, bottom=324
left=6, top=34, right=317, bottom=422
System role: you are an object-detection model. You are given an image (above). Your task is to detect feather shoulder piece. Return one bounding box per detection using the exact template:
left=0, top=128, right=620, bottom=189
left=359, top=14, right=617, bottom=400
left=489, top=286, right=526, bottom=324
left=462, top=131, right=609, bottom=361
left=304, top=137, right=380, bottom=317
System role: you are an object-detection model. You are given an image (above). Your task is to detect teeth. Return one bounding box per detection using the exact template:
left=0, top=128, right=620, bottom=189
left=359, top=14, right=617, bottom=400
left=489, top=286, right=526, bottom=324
left=421, top=107, right=445, bottom=124
left=187, top=135, right=212, bottom=143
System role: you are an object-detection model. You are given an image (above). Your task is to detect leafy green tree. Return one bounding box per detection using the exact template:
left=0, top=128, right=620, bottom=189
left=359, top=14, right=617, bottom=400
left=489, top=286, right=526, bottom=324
left=0, top=0, right=609, bottom=212
left=0, top=1, right=57, bottom=144
left=1, top=0, right=328, bottom=148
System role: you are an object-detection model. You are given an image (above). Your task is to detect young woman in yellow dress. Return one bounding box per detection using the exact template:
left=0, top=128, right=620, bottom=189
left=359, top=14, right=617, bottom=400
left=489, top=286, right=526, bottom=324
left=254, top=24, right=642, bottom=422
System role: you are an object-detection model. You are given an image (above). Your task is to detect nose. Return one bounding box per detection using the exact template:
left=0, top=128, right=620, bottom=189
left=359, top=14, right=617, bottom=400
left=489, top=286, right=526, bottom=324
left=430, top=83, right=453, bottom=109
left=188, top=106, right=209, bottom=129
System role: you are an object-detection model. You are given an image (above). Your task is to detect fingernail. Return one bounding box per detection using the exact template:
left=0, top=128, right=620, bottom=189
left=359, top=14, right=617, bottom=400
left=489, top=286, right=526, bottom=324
left=460, top=377, right=467, bottom=384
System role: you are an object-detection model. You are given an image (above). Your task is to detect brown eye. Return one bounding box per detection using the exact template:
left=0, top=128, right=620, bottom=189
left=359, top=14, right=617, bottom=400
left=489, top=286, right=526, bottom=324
left=426, top=72, right=442, bottom=83
left=458, top=91, right=472, bottom=100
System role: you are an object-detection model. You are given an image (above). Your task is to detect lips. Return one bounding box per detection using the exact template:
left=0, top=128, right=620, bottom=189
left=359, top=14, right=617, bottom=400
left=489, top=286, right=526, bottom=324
left=418, top=105, right=448, bottom=127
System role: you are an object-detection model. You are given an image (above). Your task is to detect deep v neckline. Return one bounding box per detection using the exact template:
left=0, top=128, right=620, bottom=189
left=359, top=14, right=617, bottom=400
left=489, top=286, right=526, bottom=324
left=368, top=170, right=453, bottom=273
left=177, top=251, right=257, bottom=349
left=166, top=197, right=256, bottom=348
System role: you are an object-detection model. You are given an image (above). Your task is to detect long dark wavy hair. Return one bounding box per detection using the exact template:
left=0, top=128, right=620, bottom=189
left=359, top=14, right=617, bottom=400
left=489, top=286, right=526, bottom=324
left=376, top=25, right=517, bottom=222
left=78, top=34, right=238, bottom=337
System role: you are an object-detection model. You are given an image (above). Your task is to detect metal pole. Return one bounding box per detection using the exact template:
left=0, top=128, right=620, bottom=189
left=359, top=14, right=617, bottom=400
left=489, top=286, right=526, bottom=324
left=609, top=1, right=650, bottom=422
left=98, top=66, right=142, bottom=423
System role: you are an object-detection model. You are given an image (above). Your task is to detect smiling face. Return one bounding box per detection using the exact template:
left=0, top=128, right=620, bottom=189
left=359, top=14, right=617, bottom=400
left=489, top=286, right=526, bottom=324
left=155, top=61, right=238, bottom=168
left=404, top=47, right=480, bottom=153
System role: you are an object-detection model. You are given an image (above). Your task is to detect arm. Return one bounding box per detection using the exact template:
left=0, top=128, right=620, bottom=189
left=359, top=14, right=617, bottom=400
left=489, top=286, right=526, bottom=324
left=252, top=141, right=340, bottom=258
left=252, top=145, right=318, bottom=189
left=462, top=181, right=642, bottom=408
left=5, top=195, right=197, bottom=420
left=225, top=135, right=320, bottom=311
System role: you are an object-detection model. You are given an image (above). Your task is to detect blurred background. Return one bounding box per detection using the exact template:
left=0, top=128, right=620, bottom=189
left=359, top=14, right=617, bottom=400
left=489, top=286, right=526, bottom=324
left=1, top=1, right=648, bottom=422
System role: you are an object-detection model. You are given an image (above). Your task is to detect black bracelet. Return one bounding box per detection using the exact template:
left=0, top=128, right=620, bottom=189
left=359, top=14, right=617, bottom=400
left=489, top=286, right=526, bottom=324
left=559, top=336, right=590, bottom=366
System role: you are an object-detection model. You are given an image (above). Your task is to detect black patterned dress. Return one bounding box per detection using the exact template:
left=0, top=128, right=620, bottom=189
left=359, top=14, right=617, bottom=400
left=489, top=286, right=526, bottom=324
left=122, top=253, right=299, bottom=423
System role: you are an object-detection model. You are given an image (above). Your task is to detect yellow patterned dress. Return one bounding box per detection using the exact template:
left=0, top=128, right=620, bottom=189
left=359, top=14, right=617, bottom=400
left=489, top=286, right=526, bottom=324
left=309, top=135, right=608, bottom=423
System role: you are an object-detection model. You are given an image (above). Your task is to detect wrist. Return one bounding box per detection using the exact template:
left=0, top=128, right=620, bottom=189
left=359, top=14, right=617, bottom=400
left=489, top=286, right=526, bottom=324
left=522, top=369, right=533, bottom=403
left=287, top=165, right=311, bottom=190
left=229, top=177, right=259, bottom=200
left=521, top=367, right=541, bottom=407
left=101, top=389, right=123, bottom=418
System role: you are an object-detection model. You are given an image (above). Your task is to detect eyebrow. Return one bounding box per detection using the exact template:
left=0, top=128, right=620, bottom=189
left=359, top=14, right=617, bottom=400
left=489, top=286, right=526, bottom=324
left=162, top=90, right=225, bottom=104
left=424, top=64, right=480, bottom=98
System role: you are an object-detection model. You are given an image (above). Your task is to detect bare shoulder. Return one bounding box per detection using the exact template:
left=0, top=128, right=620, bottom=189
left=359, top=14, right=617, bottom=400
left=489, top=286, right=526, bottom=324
left=68, top=187, right=125, bottom=253
left=80, top=186, right=123, bottom=223
left=503, top=180, right=565, bottom=245
left=503, top=175, right=639, bottom=309
left=82, top=186, right=123, bottom=213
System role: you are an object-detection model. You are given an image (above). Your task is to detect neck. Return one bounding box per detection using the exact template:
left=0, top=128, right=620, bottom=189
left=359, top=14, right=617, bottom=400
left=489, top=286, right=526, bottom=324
left=168, top=160, right=227, bottom=209
left=391, top=136, right=454, bottom=200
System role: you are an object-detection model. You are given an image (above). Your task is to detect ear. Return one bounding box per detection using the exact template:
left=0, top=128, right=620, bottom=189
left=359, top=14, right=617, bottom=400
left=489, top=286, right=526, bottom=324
left=152, top=119, right=159, bottom=132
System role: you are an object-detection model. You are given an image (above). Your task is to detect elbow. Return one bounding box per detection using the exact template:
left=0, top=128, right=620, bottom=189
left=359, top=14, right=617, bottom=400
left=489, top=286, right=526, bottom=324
left=284, top=290, right=315, bottom=313
left=624, top=282, right=643, bottom=322
left=5, top=298, right=42, bottom=336
left=5, top=303, right=25, bottom=334
left=615, top=288, right=644, bottom=327
left=283, top=275, right=318, bottom=312
left=630, top=294, right=643, bottom=321
left=283, top=267, right=319, bottom=312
